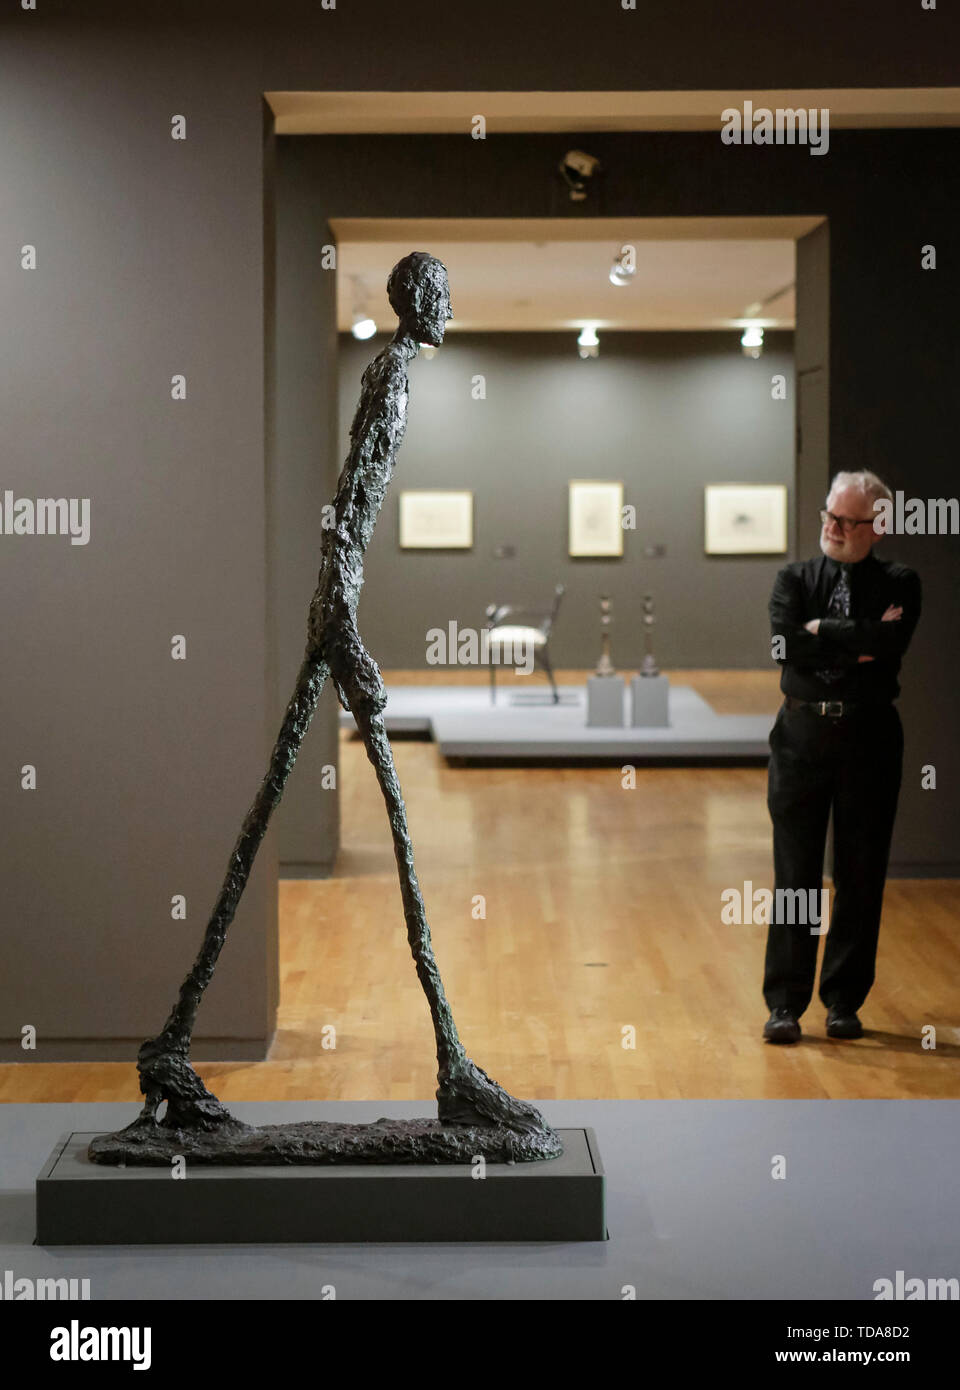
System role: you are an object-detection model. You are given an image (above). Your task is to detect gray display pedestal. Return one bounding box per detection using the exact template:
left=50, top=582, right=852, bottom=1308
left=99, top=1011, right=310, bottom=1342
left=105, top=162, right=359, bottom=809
left=36, top=1128, right=605, bottom=1245
left=586, top=675, right=625, bottom=727
left=630, top=674, right=670, bottom=727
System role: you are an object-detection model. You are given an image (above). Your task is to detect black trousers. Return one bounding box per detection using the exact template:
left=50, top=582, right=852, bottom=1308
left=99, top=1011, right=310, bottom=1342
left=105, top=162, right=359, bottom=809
left=763, top=701, right=904, bottom=1017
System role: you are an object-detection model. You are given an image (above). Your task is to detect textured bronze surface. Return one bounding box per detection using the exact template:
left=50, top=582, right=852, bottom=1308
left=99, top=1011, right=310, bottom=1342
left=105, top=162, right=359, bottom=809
left=89, top=254, right=561, bottom=1167
left=88, top=1117, right=561, bottom=1166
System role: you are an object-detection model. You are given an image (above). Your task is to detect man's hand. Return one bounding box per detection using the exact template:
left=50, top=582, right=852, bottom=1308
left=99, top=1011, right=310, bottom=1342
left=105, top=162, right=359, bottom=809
left=810, top=601, right=902, bottom=655
left=858, top=606, right=901, bottom=659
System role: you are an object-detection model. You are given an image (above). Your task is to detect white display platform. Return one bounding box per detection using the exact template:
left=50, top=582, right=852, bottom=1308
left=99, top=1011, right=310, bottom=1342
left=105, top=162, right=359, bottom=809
left=340, top=684, right=773, bottom=759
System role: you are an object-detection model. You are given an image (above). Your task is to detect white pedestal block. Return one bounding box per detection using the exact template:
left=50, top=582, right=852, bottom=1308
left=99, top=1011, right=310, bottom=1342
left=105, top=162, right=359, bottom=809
left=630, top=674, right=670, bottom=727
left=586, top=675, right=625, bottom=727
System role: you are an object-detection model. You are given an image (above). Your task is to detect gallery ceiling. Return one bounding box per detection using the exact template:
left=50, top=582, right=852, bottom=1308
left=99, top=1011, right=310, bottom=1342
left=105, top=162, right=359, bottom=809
left=268, top=89, right=960, bottom=134
left=277, top=87, right=952, bottom=333
left=331, top=217, right=819, bottom=332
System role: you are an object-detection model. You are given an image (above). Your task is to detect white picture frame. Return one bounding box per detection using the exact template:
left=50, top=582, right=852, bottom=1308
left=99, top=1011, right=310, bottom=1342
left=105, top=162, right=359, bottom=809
left=398, top=490, right=473, bottom=549
left=568, top=480, right=624, bottom=558
left=704, top=483, right=788, bottom=554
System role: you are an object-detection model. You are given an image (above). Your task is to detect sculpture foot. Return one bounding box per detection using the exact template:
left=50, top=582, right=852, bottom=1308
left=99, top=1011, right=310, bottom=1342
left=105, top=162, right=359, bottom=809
left=133, top=1037, right=242, bottom=1134
left=88, top=1042, right=249, bottom=1163
left=436, top=1054, right=551, bottom=1137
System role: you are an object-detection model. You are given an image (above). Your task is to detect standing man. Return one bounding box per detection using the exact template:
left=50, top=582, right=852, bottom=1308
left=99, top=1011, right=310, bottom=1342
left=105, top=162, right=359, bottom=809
left=763, top=471, right=921, bottom=1043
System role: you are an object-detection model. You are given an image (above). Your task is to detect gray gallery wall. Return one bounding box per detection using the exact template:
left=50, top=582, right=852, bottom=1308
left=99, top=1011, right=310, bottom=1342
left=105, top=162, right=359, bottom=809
left=1, top=0, right=956, bottom=1062
left=793, top=221, right=831, bottom=554
left=336, top=330, right=796, bottom=672
left=0, top=28, right=278, bottom=1058
left=275, top=125, right=957, bottom=878
left=269, top=134, right=341, bottom=878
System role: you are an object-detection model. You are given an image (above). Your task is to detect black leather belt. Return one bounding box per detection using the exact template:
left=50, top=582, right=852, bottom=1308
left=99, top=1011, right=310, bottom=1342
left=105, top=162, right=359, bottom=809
left=784, top=695, right=860, bottom=718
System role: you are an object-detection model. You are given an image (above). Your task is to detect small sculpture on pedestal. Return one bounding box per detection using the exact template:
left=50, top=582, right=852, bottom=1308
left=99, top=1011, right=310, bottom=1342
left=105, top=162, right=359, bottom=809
left=630, top=591, right=670, bottom=727
left=640, top=593, right=660, bottom=677
left=595, top=595, right=616, bottom=676
left=587, top=594, right=625, bottom=726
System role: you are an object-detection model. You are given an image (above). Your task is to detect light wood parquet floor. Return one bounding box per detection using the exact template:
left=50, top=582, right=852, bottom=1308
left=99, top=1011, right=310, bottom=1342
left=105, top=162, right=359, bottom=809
left=3, top=670, right=958, bottom=1104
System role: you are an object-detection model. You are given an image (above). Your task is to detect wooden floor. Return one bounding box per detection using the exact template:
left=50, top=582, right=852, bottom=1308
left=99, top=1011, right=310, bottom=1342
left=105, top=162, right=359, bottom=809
left=3, top=669, right=959, bottom=1104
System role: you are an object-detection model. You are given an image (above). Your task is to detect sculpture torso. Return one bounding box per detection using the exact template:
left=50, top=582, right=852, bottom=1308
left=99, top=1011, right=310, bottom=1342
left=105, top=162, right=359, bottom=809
left=307, top=336, right=418, bottom=697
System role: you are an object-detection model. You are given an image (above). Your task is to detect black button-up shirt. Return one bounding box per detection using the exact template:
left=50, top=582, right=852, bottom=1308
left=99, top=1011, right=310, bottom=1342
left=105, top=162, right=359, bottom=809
left=769, top=551, right=921, bottom=703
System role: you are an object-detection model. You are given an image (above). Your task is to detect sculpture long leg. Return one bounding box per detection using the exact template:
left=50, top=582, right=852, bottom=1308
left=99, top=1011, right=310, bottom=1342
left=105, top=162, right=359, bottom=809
left=133, top=649, right=331, bottom=1130
left=349, top=701, right=465, bottom=1077
left=349, top=697, right=554, bottom=1137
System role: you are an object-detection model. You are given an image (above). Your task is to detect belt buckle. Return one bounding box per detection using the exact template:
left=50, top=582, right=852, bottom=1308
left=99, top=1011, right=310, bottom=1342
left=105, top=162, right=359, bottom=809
left=820, top=700, right=844, bottom=718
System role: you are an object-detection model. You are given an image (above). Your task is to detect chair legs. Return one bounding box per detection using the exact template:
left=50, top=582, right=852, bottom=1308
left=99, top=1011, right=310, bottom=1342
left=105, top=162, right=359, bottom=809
left=540, top=648, right=559, bottom=704
left=488, top=637, right=558, bottom=704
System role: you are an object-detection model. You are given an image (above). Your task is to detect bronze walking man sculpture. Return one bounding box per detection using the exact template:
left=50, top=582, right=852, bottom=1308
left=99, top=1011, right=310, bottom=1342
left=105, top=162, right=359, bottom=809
left=90, top=253, right=560, bottom=1165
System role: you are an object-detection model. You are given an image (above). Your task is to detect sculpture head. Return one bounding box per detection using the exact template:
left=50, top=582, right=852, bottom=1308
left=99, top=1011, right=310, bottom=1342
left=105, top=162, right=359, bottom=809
left=387, top=251, right=452, bottom=347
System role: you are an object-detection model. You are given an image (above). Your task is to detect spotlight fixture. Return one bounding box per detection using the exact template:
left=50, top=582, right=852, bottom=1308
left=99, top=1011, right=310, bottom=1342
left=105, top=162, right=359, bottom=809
left=609, top=248, right=636, bottom=286
left=558, top=149, right=602, bottom=202
left=740, top=324, right=764, bottom=359
left=349, top=273, right=377, bottom=339
left=737, top=281, right=790, bottom=358
left=577, top=325, right=599, bottom=359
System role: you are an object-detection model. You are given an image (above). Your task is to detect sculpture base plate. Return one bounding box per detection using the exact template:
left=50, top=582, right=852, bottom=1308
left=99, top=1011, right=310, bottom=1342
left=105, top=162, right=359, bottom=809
left=84, top=1114, right=563, bottom=1166
left=37, top=1128, right=605, bottom=1245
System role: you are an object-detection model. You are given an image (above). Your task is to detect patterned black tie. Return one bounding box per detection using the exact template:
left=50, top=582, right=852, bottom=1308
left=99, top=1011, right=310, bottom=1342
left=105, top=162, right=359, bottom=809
left=816, top=565, right=852, bottom=684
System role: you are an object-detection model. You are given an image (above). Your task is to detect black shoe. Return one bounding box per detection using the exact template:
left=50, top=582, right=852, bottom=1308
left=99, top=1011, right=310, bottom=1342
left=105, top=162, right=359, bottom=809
left=763, top=1007, right=801, bottom=1043
left=826, top=1006, right=863, bottom=1039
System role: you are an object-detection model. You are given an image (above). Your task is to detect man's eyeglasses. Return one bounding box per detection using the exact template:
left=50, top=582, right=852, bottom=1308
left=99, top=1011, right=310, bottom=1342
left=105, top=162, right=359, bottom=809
left=819, top=509, right=876, bottom=536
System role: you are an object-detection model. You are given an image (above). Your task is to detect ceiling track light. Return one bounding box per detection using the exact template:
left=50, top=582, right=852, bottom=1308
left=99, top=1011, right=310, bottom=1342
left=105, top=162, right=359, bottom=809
left=558, top=149, right=602, bottom=202
left=352, top=314, right=377, bottom=340
left=349, top=273, right=377, bottom=339
left=577, top=325, right=599, bottom=359
left=739, top=281, right=792, bottom=355
left=609, top=246, right=636, bottom=286
left=740, top=324, right=764, bottom=359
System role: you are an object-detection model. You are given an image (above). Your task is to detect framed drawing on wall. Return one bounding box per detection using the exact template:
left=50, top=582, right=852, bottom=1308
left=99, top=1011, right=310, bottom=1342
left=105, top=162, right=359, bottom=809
left=399, top=490, right=473, bottom=549
left=704, top=484, right=788, bottom=554
left=568, top=480, right=624, bottom=557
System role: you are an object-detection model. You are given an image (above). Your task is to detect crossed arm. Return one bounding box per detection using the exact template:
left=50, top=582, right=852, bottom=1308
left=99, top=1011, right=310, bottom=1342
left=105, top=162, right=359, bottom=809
left=770, top=566, right=922, bottom=668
